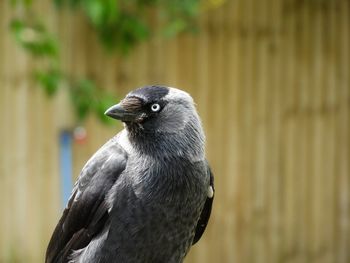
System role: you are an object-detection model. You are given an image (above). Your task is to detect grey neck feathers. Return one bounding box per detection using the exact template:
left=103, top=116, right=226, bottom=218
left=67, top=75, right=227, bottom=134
left=127, top=115, right=205, bottom=162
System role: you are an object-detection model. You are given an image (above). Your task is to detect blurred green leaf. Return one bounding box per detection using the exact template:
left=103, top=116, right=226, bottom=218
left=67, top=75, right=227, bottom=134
left=10, top=19, right=59, bottom=58
left=69, top=79, right=116, bottom=123
left=70, top=79, right=95, bottom=120
left=10, top=0, right=33, bottom=7
left=84, top=0, right=105, bottom=26
left=35, top=68, right=62, bottom=96
left=83, top=0, right=119, bottom=26
left=116, top=13, right=149, bottom=53
left=162, top=18, right=187, bottom=37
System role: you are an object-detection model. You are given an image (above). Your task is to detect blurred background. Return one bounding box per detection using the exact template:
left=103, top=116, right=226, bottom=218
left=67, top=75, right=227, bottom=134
left=0, top=0, right=349, bottom=262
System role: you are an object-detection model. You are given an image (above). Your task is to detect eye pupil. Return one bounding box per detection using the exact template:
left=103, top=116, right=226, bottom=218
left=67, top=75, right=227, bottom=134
left=151, top=103, right=160, bottom=112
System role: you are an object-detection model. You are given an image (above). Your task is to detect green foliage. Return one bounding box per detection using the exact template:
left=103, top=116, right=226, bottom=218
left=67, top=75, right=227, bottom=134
left=10, top=0, right=33, bottom=7
left=70, top=79, right=115, bottom=124
left=9, top=16, right=116, bottom=124
left=35, top=68, right=62, bottom=96
left=10, top=19, right=59, bottom=58
left=9, top=0, right=203, bottom=124
left=53, top=0, right=201, bottom=53
left=10, top=17, right=63, bottom=99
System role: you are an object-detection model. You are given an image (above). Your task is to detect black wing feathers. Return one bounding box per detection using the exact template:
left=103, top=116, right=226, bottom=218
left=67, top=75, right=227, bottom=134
left=192, top=164, right=214, bottom=245
left=45, top=141, right=127, bottom=263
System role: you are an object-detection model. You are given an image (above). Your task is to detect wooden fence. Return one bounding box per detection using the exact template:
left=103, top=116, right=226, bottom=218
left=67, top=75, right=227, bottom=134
left=0, top=0, right=349, bottom=262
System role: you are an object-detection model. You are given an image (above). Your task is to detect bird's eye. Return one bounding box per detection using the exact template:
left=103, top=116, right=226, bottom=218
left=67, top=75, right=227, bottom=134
left=150, top=103, right=161, bottom=112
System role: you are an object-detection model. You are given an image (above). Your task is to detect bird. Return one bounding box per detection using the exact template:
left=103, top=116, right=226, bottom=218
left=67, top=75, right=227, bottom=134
left=45, top=85, right=214, bottom=263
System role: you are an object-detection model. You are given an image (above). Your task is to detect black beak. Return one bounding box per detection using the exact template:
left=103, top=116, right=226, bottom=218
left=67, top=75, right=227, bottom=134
left=104, top=103, right=138, bottom=122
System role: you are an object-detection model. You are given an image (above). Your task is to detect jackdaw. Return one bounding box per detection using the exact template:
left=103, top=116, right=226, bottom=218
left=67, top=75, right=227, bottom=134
left=46, top=85, right=214, bottom=263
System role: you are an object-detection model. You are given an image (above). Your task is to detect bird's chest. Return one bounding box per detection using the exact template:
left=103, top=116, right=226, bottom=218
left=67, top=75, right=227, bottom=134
left=130, top=166, right=206, bottom=227
left=127, top=156, right=207, bottom=202
left=110, top=162, right=207, bottom=261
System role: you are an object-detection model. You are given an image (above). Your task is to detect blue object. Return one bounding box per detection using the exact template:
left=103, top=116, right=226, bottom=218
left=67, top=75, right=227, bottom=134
left=59, top=131, right=73, bottom=208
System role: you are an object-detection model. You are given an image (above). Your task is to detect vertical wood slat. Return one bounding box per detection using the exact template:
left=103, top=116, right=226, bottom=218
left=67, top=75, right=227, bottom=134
left=337, top=1, right=350, bottom=263
left=0, top=2, right=12, bottom=261
left=0, top=1, right=349, bottom=262
left=327, top=3, right=337, bottom=262
left=267, top=1, right=282, bottom=263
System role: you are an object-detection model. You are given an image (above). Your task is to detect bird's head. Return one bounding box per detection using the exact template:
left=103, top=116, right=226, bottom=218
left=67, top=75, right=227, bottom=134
left=105, top=85, right=205, bottom=159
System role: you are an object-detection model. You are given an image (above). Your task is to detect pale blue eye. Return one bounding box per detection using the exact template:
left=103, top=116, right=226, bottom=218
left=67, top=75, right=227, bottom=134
left=151, top=103, right=161, bottom=112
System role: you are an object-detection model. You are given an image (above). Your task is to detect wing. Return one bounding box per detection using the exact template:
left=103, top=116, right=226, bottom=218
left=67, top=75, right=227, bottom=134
left=192, top=163, right=214, bottom=245
left=45, top=138, right=127, bottom=263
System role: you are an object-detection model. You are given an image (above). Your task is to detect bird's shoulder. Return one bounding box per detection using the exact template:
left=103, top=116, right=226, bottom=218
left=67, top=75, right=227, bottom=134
left=74, top=137, right=128, bottom=192
left=45, top=136, right=128, bottom=263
